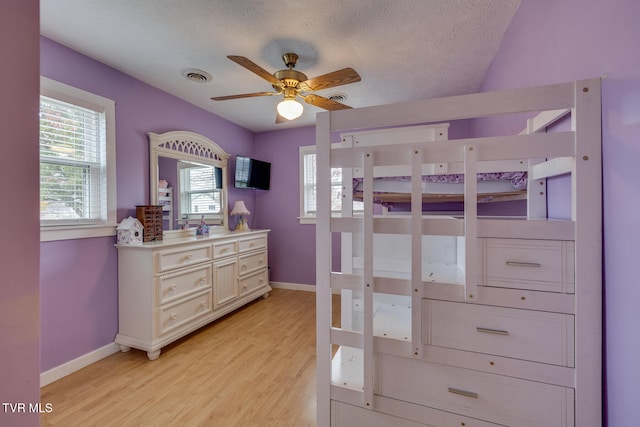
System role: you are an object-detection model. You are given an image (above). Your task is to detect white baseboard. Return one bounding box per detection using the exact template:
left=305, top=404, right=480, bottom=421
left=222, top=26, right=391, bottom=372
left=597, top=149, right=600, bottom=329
left=40, top=342, right=120, bottom=387
left=269, top=281, right=317, bottom=292
left=270, top=281, right=340, bottom=294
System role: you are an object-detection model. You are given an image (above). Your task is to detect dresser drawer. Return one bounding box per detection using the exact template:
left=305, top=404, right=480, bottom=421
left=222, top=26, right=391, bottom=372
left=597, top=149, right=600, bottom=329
left=423, top=300, right=574, bottom=366
left=238, top=250, right=267, bottom=276
left=158, top=290, right=212, bottom=336
left=238, top=235, right=267, bottom=252
left=157, top=264, right=211, bottom=305
left=378, top=354, right=574, bottom=427
left=483, top=238, right=574, bottom=293
left=213, top=240, right=237, bottom=259
left=157, top=245, right=211, bottom=272
left=239, top=269, right=269, bottom=296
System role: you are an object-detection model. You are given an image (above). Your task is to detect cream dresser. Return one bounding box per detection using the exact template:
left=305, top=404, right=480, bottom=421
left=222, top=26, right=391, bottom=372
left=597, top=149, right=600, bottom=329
left=115, top=229, right=270, bottom=360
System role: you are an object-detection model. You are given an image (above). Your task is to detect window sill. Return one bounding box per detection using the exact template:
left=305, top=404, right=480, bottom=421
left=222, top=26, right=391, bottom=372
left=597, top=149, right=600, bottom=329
left=41, top=223, right=117, bottom=242
left=298, top=216, right=317, bottom=225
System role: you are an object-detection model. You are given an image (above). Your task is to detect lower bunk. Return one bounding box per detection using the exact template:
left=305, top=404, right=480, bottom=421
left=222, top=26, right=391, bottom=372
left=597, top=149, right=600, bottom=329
left=331, top=294, right=576, bottom=427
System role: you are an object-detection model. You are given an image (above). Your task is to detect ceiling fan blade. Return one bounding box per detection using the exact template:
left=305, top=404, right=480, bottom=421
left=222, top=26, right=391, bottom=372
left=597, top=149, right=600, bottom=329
left=301, top=94, right=352, bottom=111
left=227, top=55, right=283, bottom=88
left=211, top=92, right=279, bottom=101
left=298, top=68, right=361, bottom=92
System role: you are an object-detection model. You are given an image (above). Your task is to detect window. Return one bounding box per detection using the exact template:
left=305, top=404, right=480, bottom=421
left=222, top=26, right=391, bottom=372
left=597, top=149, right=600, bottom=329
left=178, top=161, right=223, bottom=224
left=299, top=145, right=362, bottom=224
left=40, top=77, right=116, bottom=241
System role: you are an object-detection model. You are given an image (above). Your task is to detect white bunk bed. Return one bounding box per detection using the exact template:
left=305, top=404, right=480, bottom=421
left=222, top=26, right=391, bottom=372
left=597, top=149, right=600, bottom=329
left=316, top=79, right=602, bottom=427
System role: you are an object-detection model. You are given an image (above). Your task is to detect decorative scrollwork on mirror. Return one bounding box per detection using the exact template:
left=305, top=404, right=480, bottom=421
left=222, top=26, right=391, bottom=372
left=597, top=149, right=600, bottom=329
left=149, top=131, right=230, bottom=230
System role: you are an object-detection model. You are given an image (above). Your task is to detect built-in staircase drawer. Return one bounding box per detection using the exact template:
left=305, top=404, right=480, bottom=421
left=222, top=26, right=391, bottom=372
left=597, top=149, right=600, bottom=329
left=483, top=238, right=574, bottom=293
left=158, top=290, right=212, bottom=336
left=423, top=300, right=574, bottom=366
left=378, top=354, right=574, bottom=427
left=157, top=264, right=211, bottom=305
left=157, top=244, right=211, bottom=272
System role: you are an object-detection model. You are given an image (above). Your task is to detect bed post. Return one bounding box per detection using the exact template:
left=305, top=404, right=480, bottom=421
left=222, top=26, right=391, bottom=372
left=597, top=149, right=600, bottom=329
left=464, top=144, right=478, bottom=301
left=571, top=77, right=602, bottom=427
left=316, top=111, right=332, bottom=427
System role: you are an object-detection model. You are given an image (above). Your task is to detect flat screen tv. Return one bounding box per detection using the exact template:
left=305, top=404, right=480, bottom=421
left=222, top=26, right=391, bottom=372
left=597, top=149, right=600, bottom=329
left=235, top=155, right=271, bottom=190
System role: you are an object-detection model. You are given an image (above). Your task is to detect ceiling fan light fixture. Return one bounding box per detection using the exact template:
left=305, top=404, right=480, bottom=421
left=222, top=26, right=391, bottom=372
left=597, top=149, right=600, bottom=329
left=277, top=99, right=303, bottom=120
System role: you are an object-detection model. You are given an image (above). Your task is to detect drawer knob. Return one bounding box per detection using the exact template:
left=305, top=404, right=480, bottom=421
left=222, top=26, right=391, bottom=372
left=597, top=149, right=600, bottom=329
left=241, top=264, right=248, bottom=270
left=221, top=248, right=229, bottom=254
left=250, top=242, right=256, bottom=248
left=170, top=313, right=178, bottom=320
left=170, top=284, right=178, bottom=291
left=242, top=283, right=248, bottom=289
left=259, top=278, right=264, bottom=284
left=258, top=258, right=264, bottom=264
left=199, top=276, right=206, bottom=283
left=506, top=261, right=542, bottom=267
left=448, top=387, right=478, bottom=399
left=476, top=327, right=509, bottom=336
left=200, top=301, right=207, bottom=307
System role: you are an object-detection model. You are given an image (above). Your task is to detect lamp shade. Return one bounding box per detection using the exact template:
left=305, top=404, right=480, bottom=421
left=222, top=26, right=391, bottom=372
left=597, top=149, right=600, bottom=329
left=277, top=99, right=303, bottom=120
left=230, top=200, right=250, bottom=216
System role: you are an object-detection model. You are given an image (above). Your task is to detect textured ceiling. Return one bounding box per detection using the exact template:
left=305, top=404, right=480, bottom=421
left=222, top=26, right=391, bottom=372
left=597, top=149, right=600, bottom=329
left=40, top=0, right=521, bottom=132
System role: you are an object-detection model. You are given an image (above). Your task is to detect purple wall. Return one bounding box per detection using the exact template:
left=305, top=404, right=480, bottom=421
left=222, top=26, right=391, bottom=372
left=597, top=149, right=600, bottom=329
left=0, top=1, right=40, bottom=426
left=39, top=37, right=256, bottom=372
left=23, top=6, right=638, bottom=426
left=478, top=1, right=640, bottom=425
left=253, top=126, right=335, bottom=284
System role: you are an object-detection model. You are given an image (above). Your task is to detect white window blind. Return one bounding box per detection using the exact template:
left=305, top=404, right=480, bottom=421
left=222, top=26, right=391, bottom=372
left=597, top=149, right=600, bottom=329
left=40, top=95, right=106, bottom=225
left=303, top=151, right=318, bottom=216
left=179, top=162, right=222, bottom=221
left=300, top=146, right=363, bottom=222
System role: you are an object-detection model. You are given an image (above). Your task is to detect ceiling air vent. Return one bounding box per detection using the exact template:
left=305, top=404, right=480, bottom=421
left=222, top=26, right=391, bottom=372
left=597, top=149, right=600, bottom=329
left=327, top=92, right=347, bottom=103
left=182, top=69, right=212, bottom=83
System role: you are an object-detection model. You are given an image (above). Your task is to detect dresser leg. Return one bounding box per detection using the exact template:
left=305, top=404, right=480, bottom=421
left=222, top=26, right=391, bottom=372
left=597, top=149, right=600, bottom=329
left=119, top=345, right=131, bottom=353
left=262, top=292, right=270, bottom=299
left=147, top=350, right=161, bottom=361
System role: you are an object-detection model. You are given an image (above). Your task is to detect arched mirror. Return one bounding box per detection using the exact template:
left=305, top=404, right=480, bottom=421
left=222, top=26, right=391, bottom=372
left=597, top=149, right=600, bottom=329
left=149, top=131, right=230, bottom=232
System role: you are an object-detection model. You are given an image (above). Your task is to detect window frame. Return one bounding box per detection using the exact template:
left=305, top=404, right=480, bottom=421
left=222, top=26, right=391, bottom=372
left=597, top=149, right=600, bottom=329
left=40, top=77, right=117, bottom=242
left=299, top=144, right=362, bottom=224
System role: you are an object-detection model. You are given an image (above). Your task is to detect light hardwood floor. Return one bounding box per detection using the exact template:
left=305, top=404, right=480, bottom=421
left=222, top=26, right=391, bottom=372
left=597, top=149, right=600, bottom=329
left=41, top=288, right=339, bottom=427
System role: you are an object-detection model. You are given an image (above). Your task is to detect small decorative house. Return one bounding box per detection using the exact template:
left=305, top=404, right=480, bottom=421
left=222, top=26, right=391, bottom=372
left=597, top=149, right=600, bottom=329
left=117, top=216, right=144, bottom=245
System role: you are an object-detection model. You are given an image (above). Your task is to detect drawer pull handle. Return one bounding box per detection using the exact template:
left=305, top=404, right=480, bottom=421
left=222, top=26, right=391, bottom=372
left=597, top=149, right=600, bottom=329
left=476, top=327, right=509, bottom=336
left=241, top=264, right=248, bottom=270
left=220, top=248, right=229, bottom=254
left=250, top=242, right=256, bottom=248
left=259, top=258, right=264, bottom=264
left=506, top=261, right=541, bottom=267
left=448, top=387, right=478, bottom=399
left=170, top=313, right=178, bottom=320
left=199, top=277, right=206, bottom=283
left=170, top=284, right=178, bottom=291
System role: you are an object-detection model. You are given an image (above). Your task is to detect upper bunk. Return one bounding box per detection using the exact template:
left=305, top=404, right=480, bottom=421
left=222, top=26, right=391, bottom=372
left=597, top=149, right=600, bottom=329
left=317, top=79, right=603, bottom=243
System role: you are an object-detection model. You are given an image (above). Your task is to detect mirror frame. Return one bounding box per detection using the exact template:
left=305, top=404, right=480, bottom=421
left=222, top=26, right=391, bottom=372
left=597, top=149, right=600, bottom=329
left=149, top=130, right=230, bottom=228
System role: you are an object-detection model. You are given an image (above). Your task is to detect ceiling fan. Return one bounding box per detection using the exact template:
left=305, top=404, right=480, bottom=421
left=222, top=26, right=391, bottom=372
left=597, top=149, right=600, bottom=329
left=211, top=53, right=361, bottom=123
